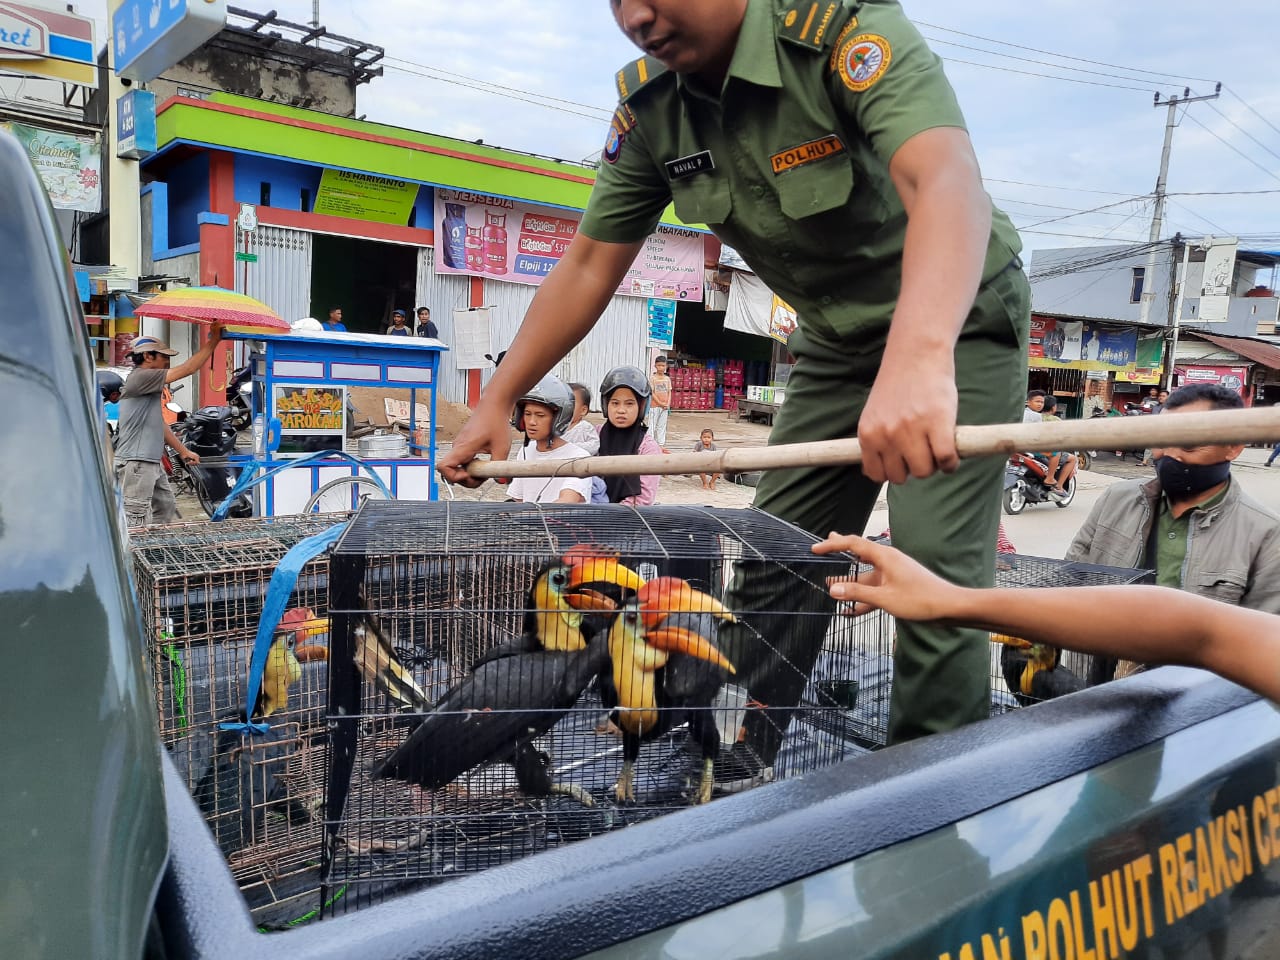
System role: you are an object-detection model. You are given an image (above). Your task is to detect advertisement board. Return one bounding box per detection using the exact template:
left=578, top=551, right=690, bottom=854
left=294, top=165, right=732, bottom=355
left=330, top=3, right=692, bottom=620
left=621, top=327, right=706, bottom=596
left=1, top=121, right=100, bottom=211
left=273, top=383, right=346, bottom=457
left=1029, top=317, right=1145, bottom=376
left=1175, top=364, right=1249, bottom=399
left=313, top=168, right=419, bottom=225
left=0, top=1, right=96, bottom=87
left=434, top=189, right=703, bottom=302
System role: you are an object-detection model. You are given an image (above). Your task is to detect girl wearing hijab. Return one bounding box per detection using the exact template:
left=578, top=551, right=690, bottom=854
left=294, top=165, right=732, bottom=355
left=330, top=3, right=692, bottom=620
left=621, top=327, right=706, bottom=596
left=597, top=365, right=661, bottom=505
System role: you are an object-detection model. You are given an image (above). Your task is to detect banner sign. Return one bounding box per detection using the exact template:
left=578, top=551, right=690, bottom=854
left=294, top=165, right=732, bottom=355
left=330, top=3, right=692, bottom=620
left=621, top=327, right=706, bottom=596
left=768, top=295, right=798, bottom=343
left=434, top=189, right=703, bottom=302
left=313, top=168, right=419, bottom=225
left=1030, top=317, right=1140, bottom=374
left=1176, top=364, right=1248, bottom=397
left=647, top=298, right=676, bottom=348
left=1, top=121, right=100, bottom=211
left=0, top=1, right=96, bottom=87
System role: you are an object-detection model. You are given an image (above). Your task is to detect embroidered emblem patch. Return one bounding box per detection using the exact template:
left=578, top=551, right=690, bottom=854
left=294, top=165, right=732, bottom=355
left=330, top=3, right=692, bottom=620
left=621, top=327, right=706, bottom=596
left=827, top=16, right=858, bottom=71
left=837, top=33, right=891, bottom=92
left=603, top=106, right=637, bottom=165
left=770, top=135, right=846, bottom=175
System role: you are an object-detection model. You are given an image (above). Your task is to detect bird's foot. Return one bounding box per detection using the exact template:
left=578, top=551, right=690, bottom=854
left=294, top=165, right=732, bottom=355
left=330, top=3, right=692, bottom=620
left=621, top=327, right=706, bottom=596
left=613, top=763, right=636, bottom=803
left=550, top=782, right=596, bottom=807
left=695, top=758, right=714, bottom=805
left=595, top=715, right=622, bottom=737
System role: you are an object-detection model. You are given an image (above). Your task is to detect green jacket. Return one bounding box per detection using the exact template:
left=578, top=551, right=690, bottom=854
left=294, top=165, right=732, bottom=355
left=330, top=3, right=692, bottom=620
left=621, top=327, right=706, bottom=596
left=1066, top=476, right=1280, bottom=614
left=581, top=0, right=1021, bottom=343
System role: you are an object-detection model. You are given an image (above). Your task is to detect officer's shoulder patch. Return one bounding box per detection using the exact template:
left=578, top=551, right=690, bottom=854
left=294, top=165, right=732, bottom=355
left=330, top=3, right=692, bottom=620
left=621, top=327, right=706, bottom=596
left=778, top=1, right=854, bottom=53
left=835, top=32, right=892, bottom=92
left=615, top=56, right=670, bottom=103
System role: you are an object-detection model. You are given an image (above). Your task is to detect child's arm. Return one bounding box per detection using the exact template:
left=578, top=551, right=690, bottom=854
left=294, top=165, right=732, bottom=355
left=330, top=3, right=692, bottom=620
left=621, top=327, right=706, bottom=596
left=812, top=533, right=1280, bottom=702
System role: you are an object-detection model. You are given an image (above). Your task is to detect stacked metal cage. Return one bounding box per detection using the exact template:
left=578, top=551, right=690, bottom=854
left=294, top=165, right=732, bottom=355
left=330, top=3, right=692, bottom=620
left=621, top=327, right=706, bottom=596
left=131, top=514, right=348, bottom=928
left=984, top=551, right=1154, bottom=711
left=319, top=502, right=899, bottom=915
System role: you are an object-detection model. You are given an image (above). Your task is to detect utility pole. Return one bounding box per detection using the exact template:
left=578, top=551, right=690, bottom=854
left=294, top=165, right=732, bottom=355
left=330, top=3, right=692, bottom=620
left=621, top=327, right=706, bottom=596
left=1141, top=84, right=1220, bottom=379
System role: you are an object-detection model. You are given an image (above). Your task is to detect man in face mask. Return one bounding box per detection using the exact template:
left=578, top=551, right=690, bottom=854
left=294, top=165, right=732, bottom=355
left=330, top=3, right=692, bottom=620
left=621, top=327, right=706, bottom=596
left=1066, top=383, right=1280, bottom=678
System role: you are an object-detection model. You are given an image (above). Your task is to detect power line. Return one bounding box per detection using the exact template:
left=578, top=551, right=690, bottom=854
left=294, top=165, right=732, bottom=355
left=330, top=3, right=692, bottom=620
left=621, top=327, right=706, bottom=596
left=915, top=20, right=1217, bottom=85
left=985, top=176, right=1136, bottom=196
left=993, top=196, right=1150, bottom=219
left=1224, top=86, right=1280, bottom=142
left=1166, top=198, right=1232, bottom=236
left=922, top=34, right=1161, bottom=88
left=1203, top=100, right=1280, bottom=167
left=381, top=60, right=611, bottom=124
left=1016, top=196, right=1150, bottom=230
left=941, top=55, right=1153, bottom=93
left=383, top=55, right=613, bottom=119
left=1181, top=111, right=1280, bottom=185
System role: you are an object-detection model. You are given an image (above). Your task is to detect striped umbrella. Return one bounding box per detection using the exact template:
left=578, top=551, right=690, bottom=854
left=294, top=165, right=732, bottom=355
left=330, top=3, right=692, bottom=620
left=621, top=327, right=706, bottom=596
left=134, top=286, right=290, bottom=332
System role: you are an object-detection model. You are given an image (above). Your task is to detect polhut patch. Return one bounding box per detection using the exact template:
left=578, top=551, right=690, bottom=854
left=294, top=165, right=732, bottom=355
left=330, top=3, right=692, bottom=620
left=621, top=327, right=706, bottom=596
left=665, top=150, right=715, bottom=181
left=770, top=135, right=846, bottom=175
left=837, top=34, right=892, bottom=92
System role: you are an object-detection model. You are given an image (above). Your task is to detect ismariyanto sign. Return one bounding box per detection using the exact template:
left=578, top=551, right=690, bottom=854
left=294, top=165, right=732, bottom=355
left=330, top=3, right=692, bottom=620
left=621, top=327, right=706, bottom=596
left=1, top=121, right=100, bottom=212
left=434, top=189, right=704, bottom=302
left=0, top=1, right=96, bottom=87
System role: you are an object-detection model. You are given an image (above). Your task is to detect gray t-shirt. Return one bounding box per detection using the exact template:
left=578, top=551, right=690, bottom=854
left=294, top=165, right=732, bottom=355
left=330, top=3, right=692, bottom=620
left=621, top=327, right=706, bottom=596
left=115, top=367, right=168, bottom=462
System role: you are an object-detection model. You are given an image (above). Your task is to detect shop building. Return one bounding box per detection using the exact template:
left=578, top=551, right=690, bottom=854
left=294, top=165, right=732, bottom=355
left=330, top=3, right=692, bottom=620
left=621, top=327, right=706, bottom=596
left=138, top=89, right=707, bottom=407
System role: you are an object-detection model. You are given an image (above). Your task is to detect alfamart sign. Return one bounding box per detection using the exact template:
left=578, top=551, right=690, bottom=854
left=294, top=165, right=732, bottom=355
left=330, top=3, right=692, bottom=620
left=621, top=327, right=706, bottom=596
left=0, top=2, right=95, bottom=87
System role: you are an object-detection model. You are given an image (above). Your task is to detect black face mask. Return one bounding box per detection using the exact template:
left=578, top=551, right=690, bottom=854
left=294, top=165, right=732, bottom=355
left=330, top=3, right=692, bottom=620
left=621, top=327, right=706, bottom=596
left=1154, top=456, right=1232, bottom=497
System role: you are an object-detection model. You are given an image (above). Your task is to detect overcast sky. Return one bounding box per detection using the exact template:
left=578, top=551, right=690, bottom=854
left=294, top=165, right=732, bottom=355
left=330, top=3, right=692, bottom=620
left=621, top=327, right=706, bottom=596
left=32, top=1, right=1280, bottom=264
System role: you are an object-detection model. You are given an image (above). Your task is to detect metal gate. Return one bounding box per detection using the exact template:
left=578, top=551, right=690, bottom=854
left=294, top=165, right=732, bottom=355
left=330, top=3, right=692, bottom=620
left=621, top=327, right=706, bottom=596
left=235, top=225, right=313, bottom=324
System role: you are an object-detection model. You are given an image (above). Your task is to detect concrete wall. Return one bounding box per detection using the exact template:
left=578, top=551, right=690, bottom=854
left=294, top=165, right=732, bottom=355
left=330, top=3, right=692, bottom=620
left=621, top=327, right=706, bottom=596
left=150, top=37, right=357, bottom=117
left=1028, top=243, right=1177, bottom=324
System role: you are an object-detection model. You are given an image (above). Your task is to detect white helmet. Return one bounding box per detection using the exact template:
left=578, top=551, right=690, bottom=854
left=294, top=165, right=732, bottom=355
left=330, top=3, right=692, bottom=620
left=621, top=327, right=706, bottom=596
left=511, top=375, right=575, bottom=437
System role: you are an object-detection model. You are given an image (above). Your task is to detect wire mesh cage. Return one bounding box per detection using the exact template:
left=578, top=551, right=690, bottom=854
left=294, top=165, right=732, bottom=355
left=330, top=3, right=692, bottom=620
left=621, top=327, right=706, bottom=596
left=984, top=551, right=1154, bottom=712
left=131, top=513, right=348, bottom=927
left=320, top=501, right=894, bottom=916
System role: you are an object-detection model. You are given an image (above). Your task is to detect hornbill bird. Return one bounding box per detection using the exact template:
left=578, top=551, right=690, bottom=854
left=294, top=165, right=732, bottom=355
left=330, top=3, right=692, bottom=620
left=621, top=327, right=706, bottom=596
left=257, top=606, right=329, bottom=718
left=370, top=553, right=646, bottom=803
left=353, top=607, right=431, bottom=712
left=991, top=634, right=1085, bottom=707
left=603, top=577, right=737, bottom=806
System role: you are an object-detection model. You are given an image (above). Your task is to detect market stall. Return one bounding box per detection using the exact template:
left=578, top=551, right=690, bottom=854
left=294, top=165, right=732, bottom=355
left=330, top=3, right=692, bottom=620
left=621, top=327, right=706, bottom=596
left=225, top=330, right=445, bottom=515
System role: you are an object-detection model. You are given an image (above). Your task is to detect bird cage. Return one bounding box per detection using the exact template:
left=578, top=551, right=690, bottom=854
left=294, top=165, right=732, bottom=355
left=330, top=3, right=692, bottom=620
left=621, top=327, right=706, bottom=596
left=131, top=513, right=347, bottom=928
left=319, top=501, right=887, bottom=918
left=984, top=551, right=1154, bottom=712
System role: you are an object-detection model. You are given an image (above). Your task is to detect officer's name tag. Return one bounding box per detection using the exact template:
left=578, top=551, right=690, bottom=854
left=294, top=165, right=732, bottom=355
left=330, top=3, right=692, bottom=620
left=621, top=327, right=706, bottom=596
left=665, top=151, right=715, bottom=180
left=771, top=135, right=846, bottom=175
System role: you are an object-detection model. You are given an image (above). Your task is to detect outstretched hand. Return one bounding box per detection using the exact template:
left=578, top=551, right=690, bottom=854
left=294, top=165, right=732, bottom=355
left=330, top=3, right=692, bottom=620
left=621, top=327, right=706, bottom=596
left=812, top=533, right=963, bottom=621
left=437, top=407, right=514, bottom=488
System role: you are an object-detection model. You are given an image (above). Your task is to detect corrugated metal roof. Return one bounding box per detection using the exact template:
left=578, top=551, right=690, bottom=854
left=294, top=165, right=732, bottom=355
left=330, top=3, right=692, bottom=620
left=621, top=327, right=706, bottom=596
left=1187, top=331, right=1280, bottom=370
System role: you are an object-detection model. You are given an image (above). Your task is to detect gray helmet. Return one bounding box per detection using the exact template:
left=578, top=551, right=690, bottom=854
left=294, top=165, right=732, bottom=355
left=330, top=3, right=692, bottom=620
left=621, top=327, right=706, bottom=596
left=97, top=369, right=124, bottom=401
left=600, top=365, right=651, bottom=420
left=512, top=375, right=575, bottom=437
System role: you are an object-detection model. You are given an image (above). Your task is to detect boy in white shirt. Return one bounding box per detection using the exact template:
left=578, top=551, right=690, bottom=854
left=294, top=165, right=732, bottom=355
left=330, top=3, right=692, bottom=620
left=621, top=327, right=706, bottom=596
left=508, top=376, right=593, bottom=505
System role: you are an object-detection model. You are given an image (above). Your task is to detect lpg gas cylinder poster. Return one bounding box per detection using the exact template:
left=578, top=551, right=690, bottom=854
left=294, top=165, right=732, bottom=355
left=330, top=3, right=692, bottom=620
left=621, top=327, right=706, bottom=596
left=434, top=189, right=703, bottom=301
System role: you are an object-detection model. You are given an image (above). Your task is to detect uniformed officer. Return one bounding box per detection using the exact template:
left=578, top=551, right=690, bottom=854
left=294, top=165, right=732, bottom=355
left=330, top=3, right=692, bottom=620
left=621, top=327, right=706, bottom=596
left=440, top=0, right=1030, bottom=757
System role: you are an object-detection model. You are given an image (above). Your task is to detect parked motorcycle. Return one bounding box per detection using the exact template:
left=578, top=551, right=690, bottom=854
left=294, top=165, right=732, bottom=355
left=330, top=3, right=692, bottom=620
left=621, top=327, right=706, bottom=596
left=1002, top=452, right=1076, bottom=515
left=171, top=405, right=252, bottom=519
left=227, top=364, right=253, bottom=431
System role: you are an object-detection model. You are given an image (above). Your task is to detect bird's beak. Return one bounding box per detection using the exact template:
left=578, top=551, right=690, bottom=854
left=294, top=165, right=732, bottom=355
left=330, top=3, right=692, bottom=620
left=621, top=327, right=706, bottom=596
left=638, top=577, right=737, bottom=626
left=644, top=624, right=736, bottom=674
left=563, top=587, right=619, bottom=612
left=566, top=556, right=647, bottom=594
left=295, top=644, right=329, bottom=662
left=294, top=616, right=330, bottom=639
left=635, top=577, right=737, bottom=673
left=990, top=633, right=1033, bottom=649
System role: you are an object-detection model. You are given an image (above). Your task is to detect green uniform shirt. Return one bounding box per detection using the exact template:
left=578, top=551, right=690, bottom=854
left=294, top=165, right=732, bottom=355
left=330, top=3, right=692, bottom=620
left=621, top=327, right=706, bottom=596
left=580, top=0, right=1022, bottom=343
left=1154, top=484, right=1230, bottom=589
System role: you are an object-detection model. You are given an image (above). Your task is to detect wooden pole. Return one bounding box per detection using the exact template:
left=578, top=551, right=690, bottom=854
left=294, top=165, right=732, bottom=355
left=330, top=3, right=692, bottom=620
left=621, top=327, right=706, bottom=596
left=464, top=407, right=1280, bottom=480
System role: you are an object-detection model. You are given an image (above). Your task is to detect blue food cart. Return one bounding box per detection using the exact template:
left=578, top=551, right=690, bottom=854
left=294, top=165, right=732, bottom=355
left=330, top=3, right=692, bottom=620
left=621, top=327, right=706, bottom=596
left=225, top=330, right=446, bottom=515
